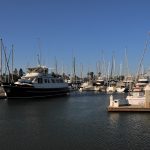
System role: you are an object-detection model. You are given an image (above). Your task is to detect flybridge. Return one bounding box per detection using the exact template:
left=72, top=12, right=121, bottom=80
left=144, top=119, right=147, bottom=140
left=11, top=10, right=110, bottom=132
left=27, top=66, right=48, bottom=74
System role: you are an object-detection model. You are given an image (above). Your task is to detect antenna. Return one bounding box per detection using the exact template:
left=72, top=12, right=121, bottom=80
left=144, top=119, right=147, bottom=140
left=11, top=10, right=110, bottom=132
left=37, top=54, right=41, bottom=66
left=37, top=38, right=42, bottom=66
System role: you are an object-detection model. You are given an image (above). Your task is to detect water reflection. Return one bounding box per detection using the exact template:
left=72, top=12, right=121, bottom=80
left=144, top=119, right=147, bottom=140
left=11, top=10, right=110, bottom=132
left=108, top=113, right=120, bottom=126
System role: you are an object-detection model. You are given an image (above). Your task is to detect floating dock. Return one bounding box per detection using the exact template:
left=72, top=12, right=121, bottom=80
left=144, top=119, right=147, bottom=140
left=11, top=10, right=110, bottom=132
left=108, top=105, right=150, bottom=112
left=108, top=94, right=150, bottom=112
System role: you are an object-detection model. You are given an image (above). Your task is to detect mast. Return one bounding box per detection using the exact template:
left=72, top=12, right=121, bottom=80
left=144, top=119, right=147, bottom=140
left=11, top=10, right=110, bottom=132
left=11, top=44, right=14, bottom=82
left=0, top=39, right=2, bottom=82
left=61, top=62, right=64, bottom=75
left=73, top=56, right=76, bottom=77
left=4, top=47, right=6, bottom=82
left=37, top=38, right=42, bottom=66
left=3, top=46, right=11, bottom=83
left=136, top=40, right=148, bottom=81
left=80, top=63, right=83, bottom=80
left=124, top=48, right=129, bottom=76
left=119, top=63, right=122, bottom=77
left=110, top=54, right=115, bottom=79
left=55, top=56, right=58, bottom=74
left=72, top=56, right=76, bottom=83
left=37, top=54, right=41, bottom=66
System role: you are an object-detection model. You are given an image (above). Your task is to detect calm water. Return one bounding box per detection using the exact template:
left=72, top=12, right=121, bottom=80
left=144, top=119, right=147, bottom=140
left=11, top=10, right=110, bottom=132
left=0, top=91, right=150, bottom=150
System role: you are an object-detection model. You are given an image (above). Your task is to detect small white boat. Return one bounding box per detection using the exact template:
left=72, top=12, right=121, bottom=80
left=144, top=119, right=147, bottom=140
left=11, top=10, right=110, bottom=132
left=79, top=80, right=100, bottom=91
left=109, top=84, right=150, bottom=108
left=116, top=81, right=128, bottom=93
left=126, top=76, right=149, bottom=105
left=95, top=77, right=106, bottom=92
left=106, top=80, right=117, bottom=93
left=126, top=86, right=145, bottom=106
left=116, top=87, right=126, bottom=93
left=135, top=77, right=149, bottom=88
left=106, top=86, right=116, bottom=93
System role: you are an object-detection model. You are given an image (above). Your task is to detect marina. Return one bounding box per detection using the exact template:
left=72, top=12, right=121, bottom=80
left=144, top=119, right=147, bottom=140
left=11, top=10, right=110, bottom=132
left=1, top=1, right=150, bottom=150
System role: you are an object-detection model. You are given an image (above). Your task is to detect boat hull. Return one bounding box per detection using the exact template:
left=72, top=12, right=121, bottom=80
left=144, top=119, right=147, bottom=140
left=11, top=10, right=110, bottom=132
left=126, top=96, right=145, bottom=106
left=2, top=84, right=69, bottom=99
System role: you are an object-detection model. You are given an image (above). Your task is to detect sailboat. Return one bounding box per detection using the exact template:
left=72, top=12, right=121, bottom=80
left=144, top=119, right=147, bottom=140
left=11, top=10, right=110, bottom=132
left=116, top=49, right=133, bottom=93
left=106, top=55, right=117, bottom=93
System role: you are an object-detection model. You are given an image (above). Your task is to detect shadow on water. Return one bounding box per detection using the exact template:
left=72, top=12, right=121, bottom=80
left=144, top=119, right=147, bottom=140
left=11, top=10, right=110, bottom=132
left=5, top=94, right=70, bottom=106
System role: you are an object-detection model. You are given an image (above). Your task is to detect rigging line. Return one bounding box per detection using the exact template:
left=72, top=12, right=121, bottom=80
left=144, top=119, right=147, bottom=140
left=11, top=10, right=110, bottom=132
left=136, top=40, right=149, bottom=81
left=1, top=41, right=12, bottom=82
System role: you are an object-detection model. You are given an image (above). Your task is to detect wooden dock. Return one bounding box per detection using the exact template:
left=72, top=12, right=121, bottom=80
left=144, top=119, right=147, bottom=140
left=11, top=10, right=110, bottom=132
left=108, top=105, right=150, bottom=112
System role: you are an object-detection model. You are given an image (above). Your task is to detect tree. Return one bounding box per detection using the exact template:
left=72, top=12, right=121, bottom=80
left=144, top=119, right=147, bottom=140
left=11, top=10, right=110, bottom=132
left=13, top=68, right=18, bottom=76
left=19, top=68, right=24, bottom=77
left=88, top=72, right=94, bottom=79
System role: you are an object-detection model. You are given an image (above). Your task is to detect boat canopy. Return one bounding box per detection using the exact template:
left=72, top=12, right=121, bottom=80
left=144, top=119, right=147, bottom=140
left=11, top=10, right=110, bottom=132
left=27, top=66, right=48, bottom=74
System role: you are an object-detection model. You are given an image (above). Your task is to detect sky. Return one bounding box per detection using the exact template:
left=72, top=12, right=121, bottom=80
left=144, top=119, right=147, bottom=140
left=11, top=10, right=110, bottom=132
left=0, top=0, right=150, bottom=77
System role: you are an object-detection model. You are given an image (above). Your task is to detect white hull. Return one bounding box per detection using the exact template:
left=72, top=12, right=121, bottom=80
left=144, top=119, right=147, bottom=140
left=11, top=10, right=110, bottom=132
left=106, top=86, right=116, bottom=93
left=79, top=81, right=100, bottom=91
left=116, top=87, right=125, bottom=93
left=126, top=95, right=145, bottom=106
left=79, top=86, right=100, bottom=91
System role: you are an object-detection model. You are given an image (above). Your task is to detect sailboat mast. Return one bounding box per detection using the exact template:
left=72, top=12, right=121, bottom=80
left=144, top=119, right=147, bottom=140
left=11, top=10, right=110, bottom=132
left=12, top=44, right=14, bottom=82
left=73, top=56, right=76, bottom=77
left=55, top=56, right=58, bottom=74
left=72, top=56, right=76, bottom=83
left=124, top=48, right=129, bottom=76
left=80, top=63, right=83, bottom=80
left=136, top=40, right=148, bottom=81
left=0, top=39, right=2, bottom=82
left=110, top=54, right=114, bottom=79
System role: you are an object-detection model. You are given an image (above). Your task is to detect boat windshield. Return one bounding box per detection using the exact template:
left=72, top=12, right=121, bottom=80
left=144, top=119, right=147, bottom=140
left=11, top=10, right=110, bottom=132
left=18, top=77, right=35, bottom=83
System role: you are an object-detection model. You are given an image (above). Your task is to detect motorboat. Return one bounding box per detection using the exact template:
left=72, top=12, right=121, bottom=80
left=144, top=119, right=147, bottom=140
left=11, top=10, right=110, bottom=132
left=126, top=86, right=145, bottom=106
left=2, top=65, right=69, bottom=99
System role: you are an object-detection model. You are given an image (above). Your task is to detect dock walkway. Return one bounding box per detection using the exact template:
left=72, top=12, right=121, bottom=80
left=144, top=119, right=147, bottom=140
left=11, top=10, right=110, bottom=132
left=108, top=105, right=150, bottom=112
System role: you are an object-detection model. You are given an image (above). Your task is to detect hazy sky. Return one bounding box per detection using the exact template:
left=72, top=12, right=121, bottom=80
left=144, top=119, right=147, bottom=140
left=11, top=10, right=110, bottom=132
left=0, top=0, right=150, bottom=76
